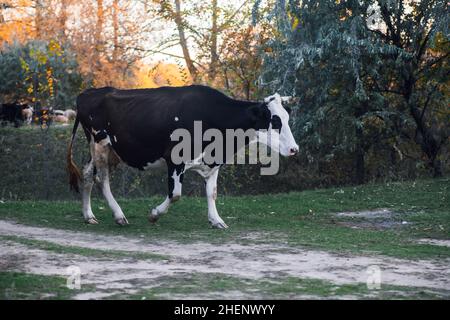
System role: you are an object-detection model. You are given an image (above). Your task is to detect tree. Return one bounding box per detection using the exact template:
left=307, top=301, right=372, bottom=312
left=1, top=1, right=155, bottom=88
left=218, top=24, right=271, bottom=100
left=0, top=40, right=83, bottom=107
left=254, top=0, right=449, bottom=180
left=151, top=0, right=263, bottom=88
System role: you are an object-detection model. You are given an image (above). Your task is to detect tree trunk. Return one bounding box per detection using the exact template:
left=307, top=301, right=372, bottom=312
left=209, top=0, right=218, bottom=81
left=58, top=0, right=68, bottom=40
left=35, top=0, right=44, bottom=38
left=95, top=0, right=104, bottom=49
left=0, top=5, right=5, bottom=24
left=409, top=103, right=443, bottom=177
left=94, top=0, right=104, bottom=78
left=174, top=0, right=198, bottom=82
left=403, top=67, right=443, bottom=178
left=354, top=105, right=366, bottom=184
left=354, top=127, right=365, bottom=185
left=112, top=0, right=119, bottom=63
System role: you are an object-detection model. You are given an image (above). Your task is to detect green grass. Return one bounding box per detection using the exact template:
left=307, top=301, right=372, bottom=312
left=0, top=235, right=168, bottom=261
left=0, top=272, right=88, bottom=300
left=112, top=273, right=450, bottom=300
left=0, top=178, right=449, bottom=259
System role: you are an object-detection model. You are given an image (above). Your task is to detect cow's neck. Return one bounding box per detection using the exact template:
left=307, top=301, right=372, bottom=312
left=212, top=100, right=260, bottom=131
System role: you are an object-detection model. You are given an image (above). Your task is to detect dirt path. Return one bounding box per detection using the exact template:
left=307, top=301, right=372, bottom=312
left=0, top=220, right=449, bottom=299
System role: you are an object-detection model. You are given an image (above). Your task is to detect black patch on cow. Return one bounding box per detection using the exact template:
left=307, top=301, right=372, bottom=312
left=248, top=103, right=271, bottom=130
left=0, top=103, right=26, bottom=127
left=93, top=129, right=108, bottom=143
left=271, top=115, right=282, bottom=130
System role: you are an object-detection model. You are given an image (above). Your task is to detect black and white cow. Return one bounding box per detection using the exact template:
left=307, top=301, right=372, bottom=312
left=67, top=85, right=299, bottom=228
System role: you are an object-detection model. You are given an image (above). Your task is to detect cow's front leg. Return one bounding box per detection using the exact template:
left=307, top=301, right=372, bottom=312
left=98, top=166, right=128, bottom=226
left=149, top=164, right=184, bottom=223
left=94, top=143, right=128, bottom=226
left=205, top=167, right=228, bottom=229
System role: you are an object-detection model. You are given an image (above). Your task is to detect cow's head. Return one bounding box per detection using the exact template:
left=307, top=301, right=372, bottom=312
left=251, top=93, right=299, bottom=157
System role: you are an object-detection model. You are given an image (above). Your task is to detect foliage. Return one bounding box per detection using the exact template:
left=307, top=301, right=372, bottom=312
left=151, top=0, right=272, bottom=99
left=0, top=125, right=445, bottom=201
left=0, top=40, right=82, bottom=106
left=254, top=0, right=449, bottom=181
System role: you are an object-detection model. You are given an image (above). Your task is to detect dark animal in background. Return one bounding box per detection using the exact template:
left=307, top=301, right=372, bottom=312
left=0, top=103, right=29, bottom=127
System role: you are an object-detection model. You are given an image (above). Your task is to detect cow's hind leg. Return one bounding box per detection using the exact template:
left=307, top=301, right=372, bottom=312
left=95, top=143, right=128, bottom=226
left=204, top=167, right=228, bottom=229
left=81, top=159, right=97, bottom=224
left=149, top=163, right=184, bottom=223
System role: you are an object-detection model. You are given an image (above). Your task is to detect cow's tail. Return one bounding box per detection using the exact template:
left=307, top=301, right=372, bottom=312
left=67, top=116, right=82, bottom=193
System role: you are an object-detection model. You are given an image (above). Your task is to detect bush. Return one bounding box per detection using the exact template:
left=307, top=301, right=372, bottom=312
left=0, top=125, right=447, bottom=201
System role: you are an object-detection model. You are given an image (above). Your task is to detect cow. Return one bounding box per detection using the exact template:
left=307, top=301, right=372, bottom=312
left=21, top=106, right=34, bottom=125
left=64, top=109, right=77, bottom=121
left=0, top=102, right=29, bottom=127
left=67, top=85, right=299, bottom=228
left=52, top=114, right=69, bottom=123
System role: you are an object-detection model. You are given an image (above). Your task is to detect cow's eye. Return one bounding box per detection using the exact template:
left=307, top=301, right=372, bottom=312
left=271, top=116, right=282, bottom=130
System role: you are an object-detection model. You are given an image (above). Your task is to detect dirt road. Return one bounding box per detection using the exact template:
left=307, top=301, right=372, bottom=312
left=0, top=220, right=449, bottom=299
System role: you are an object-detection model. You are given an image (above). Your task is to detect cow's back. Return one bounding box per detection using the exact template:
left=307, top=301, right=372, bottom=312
left=74, top=85, right=256, bottom=169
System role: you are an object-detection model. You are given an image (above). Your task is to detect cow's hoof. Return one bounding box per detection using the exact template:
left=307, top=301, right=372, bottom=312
left=86, top=218, right=98, bottom=225
left=148, top=210, right=159, bottom=224
left=211, top=221, right=228, bottom=229
left=115, top=217, right=129, bottom=226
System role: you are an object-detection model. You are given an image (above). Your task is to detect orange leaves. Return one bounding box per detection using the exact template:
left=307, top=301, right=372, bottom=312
left=134, top=62, right=191, bottom=89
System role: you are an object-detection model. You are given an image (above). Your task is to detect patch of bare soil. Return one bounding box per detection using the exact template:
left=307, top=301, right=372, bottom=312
left=416, top=239, right=450, bottom=248
left=0, top=220, right=449, bottom=299
left=334, top=209, right=411, bottom=230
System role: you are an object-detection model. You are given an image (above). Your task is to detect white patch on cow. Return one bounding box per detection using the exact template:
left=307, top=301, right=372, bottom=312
left=154, top=197, right=171, bottom=215
left=262, top=93, right=299, bottom=157
left=185, top=152, right=204, bottom=167
left=184, top=153, right=214, bottom=177
left=113, top=135, right=117, bottom=143
left=143, top=158, right=166, bottom=170
left=174, top=116, right=179, bottom=122
left=89, top=115, right=93, bottom=121
left=171, top=170, right=183, bottom=198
